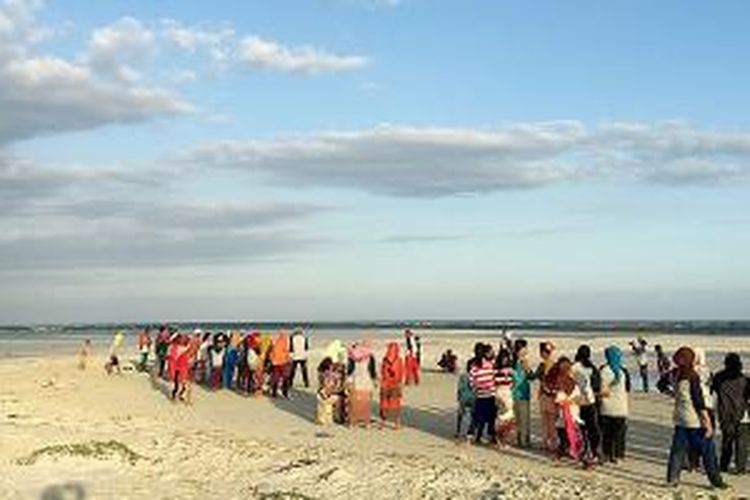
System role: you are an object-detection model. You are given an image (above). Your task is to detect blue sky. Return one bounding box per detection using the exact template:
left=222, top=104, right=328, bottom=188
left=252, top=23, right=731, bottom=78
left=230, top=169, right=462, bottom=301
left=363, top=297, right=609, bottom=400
left=1, top=0, right=749, bottom=323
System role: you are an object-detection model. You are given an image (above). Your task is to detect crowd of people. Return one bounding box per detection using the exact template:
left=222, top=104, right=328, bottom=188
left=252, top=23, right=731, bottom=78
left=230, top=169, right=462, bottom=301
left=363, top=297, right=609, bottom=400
left=450, top=335, right=748, bottom=490
left=90, top=327, right=748, bottom=490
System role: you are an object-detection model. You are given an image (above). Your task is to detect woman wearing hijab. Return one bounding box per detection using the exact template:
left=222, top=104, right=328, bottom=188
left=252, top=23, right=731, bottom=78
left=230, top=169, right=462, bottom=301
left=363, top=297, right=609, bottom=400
left=256, top=334, right=273, bottom=395
left=380, top=342, right=405, bottom=429
left=599, top=346, right=631, bottom=464
left=324, top=340, right=348, bottom=423
left=711, top=353, right=750, bottom=474
left=269, top=331, right=292, bottom=398
left=573, top=345, right=601, bottom=466
left=347, top=340, right=377, bottom=427
left=550, top=357, right=584, bottom=462
left=666, top=346, right=726, bottom=489
left=535, top=341, right=558, bottom=454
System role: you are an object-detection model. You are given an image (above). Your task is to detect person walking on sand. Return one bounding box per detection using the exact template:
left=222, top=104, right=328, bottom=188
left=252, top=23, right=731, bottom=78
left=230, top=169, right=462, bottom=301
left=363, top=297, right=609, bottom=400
left=535, top=341, right=558, bottom=454
left=573, top=345, right=601, bottom=465
left=470, top=343, right=498, bottom=445
left=380, top=342, right=405, bottom=429
left=137, top=327, right=152, bottom=372
left=269, top=331, right=292, bottom=398
left=78, top=339, right=92, bottom=370
left=630, top=337, right=649, bottom=393
left=599, top=346, right=631, bottom=464
left=511, top=339, right=533, bottom=449
left=290, top=328, right=310, bottom=388
left=665, top=347, right=727, bottom=489
left=347, top=340, right=377, bottom=428
left=711, top=353, right=749, bottom=474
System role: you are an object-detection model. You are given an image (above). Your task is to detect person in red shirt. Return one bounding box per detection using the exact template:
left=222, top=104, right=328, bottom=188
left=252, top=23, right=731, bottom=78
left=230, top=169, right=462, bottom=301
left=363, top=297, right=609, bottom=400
left=470, top=343, right=498, bottom=444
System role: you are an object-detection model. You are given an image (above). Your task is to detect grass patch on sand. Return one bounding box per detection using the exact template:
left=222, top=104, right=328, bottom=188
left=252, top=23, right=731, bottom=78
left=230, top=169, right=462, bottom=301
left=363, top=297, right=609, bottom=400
left=16, top=440, right=146, bottom=466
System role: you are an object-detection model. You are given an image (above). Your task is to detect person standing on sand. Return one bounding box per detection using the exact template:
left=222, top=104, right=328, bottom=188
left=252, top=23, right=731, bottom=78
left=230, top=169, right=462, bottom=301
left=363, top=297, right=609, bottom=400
left=655, top=344, right=671, bottom=379
left=290, top=328, right=310, bottom=388
left=155, top=326, right=170, bottom=379
left=269, top=331, right=292, bottom=398
left=324, top=340, right=348, bottom=423
left=380, top=342, right=405, bottom=429
left=630, top=337, right=649, bottom=393
left=511, top=339, right=533, bottom=448
left=599, top=346, right=630, bottom=464
left=404, top=330, right=421, bottom=386
left=137, top=327, right=152, bottom=372
left=535, top=341, right=558, bottom=454
left=223, top=331, right=241, bottom=390
left=573, top=345, right=601, bottom=464
left=665, top=346, right=727, bottom=489
left=316, top=357, right=339, bottom=425
left=494, top=348, right=516, bottom=446
left=170, top=334, right=189, bottom=401
left=208, top=333, right=226, bottom=390
left=347, top=340, right=377, bottom=427
left=78, top=339, right=92, bottom=370
left=550, top=358, right=585, bottom=464
left=711, top=353, right=749, bottom=474
left=456, top=359, right=476, bottom=440
left=469, top=343, right=498, bottom=445
left=105, top=330, right=124, bottom=375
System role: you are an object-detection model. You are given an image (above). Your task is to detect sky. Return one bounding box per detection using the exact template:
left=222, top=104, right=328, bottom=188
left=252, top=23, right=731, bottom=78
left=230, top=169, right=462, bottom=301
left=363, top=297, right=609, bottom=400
left=1, top=0, right=749, bottom=323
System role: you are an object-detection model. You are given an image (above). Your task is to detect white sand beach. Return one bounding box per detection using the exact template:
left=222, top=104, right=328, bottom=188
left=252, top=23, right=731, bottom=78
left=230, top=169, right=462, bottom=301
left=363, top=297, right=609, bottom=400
left=1, top=333, right=748, bottom=499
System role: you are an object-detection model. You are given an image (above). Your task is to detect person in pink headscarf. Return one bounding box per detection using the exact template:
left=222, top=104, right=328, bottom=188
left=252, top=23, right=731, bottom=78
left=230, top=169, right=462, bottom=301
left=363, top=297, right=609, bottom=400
left=347, top=339, right=377, bottom=427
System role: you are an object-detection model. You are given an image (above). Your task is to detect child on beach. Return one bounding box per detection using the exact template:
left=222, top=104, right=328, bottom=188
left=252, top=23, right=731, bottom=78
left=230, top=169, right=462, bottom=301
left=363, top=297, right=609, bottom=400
left=456, top=363, right=476, bottom=440
left=494, top=348, right=516, bottom=446
left=78, top=339, right=91, bottom=370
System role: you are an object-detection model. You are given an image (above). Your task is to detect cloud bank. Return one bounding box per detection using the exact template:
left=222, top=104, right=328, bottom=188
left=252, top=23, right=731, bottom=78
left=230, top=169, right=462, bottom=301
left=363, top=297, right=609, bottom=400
left=187, top=121, right=750, bottom=197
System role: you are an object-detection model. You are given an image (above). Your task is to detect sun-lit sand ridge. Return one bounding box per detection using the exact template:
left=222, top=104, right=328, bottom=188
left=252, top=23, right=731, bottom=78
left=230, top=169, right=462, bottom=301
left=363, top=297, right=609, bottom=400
left=1, top=332, right=749, bottom=499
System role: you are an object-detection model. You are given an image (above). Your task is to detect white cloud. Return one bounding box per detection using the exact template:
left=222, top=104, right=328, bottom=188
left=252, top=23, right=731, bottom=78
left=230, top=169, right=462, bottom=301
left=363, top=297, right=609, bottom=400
left=239, top=35, right=368, bottom=74
left=86, top=16, right=156, bottom=82
left=187, top=122, right=750, bottom=197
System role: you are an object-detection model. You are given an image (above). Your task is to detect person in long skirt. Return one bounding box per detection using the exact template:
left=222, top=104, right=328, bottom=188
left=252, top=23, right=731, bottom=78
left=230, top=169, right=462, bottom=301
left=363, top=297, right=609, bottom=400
left=269, top=331, right=292, bottom=398
left=380, top=342, right=405, bottom=429
left=347, top=340, right=377, bottom=427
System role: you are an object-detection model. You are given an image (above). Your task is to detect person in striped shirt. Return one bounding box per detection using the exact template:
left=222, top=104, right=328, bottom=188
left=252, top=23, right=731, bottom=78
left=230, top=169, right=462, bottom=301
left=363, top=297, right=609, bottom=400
left=470, top=343, right=498, bottom=444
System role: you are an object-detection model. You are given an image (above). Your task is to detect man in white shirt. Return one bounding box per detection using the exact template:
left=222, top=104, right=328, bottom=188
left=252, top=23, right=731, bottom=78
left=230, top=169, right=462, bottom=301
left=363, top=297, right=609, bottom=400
left=290, top=328, right=310, bottom=388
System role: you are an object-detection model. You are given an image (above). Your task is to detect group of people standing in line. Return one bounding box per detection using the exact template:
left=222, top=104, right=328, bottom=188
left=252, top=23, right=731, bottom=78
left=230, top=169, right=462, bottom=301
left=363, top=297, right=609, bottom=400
left=94, top=326, right=747, bottom=490
left=133, top=325, right=313, bottom=403
left=453, top=334, right=748, bottom=490
left=315, top=330, right=423, bottom=429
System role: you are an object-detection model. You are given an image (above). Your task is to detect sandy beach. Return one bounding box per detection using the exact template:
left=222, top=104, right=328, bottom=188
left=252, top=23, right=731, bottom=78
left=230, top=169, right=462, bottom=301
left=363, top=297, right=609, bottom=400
left=1, top=332, right=749, bottom=499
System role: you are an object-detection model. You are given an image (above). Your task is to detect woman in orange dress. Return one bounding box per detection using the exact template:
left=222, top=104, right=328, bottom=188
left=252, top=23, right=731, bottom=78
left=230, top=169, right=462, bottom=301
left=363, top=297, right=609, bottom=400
left=380, top=342, right=405, bottom=429
left=269, top=331, right=292, bottom=398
